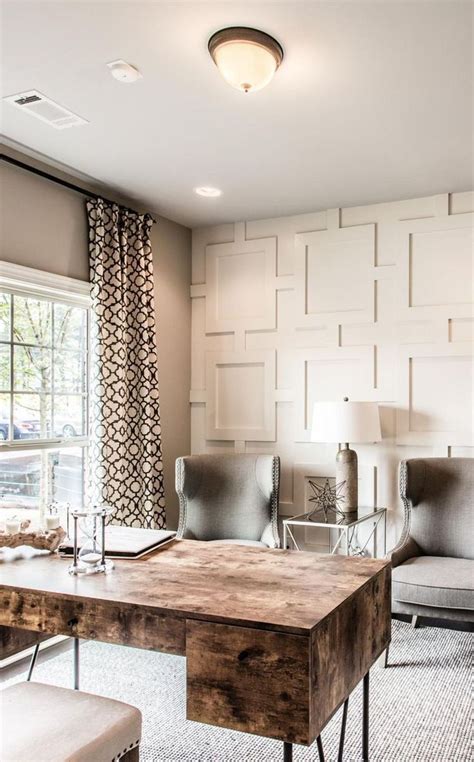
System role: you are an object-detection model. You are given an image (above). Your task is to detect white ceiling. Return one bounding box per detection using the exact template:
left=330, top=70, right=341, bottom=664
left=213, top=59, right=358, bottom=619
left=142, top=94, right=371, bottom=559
left=2, top=1, right=472, bottom=228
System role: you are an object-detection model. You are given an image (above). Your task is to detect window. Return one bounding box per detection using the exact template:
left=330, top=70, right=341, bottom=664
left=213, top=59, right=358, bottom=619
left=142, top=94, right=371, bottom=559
left=0, top=264, right=90, bottom=523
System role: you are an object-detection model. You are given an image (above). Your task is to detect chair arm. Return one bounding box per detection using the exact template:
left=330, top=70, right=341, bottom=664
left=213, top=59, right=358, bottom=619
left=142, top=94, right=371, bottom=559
left=387, top=535, right=421, bottom=568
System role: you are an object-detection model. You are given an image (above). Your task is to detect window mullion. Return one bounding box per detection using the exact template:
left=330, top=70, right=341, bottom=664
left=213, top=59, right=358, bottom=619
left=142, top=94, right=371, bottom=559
left=85, top=308, right=90, bottom=436
left=0, top=436, right=89, bottom=453
left=51, top=303, right=55, bottom=440
left=9, top=295, right=14, bottom=442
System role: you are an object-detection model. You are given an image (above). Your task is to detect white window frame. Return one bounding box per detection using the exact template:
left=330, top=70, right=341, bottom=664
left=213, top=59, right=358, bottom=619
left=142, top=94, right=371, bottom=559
left=0, top=261, right=91, bottom=453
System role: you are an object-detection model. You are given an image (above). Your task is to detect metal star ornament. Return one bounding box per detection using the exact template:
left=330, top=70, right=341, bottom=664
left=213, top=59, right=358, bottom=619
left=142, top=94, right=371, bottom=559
left=307, top=478, right=346, bottom=522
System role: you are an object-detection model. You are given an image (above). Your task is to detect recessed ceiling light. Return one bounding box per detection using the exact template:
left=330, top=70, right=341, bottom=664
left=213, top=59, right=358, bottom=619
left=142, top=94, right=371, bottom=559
left=194, top=186, right=222, bottom=198
left=208, top=27, right=283, bottom=93
left=107, top=60, right=142, bottom=83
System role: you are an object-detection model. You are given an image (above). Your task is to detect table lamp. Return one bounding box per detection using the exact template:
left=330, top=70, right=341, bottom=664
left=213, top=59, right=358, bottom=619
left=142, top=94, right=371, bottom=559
left=311, top=398, right=382, bottom=514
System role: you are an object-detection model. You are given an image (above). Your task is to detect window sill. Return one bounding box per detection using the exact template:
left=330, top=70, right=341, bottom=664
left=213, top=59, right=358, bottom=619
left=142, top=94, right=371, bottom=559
left=0, top=437, right=89, bottom=452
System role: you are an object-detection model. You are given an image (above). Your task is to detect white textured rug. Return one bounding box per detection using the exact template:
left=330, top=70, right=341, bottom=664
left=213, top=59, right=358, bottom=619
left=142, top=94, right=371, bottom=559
left=4, top=621, right=472, bottom=761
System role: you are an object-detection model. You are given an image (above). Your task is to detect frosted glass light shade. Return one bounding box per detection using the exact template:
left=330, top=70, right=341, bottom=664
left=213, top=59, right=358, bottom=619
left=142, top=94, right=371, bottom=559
left=311, top=401, right=382, bottom=444
left=213, top=42, right=276, bottom=93
left=208, top=28, right=283, bottom=93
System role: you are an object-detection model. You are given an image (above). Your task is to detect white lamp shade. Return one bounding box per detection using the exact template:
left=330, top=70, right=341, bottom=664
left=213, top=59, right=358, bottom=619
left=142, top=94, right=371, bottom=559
left=311, top=401, right=382, bottom=444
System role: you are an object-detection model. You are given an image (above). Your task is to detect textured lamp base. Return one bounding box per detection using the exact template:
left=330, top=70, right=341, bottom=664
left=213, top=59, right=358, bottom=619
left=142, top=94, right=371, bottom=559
left=336, top=445, right=358, bottom=513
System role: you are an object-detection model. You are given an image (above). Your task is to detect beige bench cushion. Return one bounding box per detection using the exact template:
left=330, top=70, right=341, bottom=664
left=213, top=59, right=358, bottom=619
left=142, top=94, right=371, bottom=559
left=392, top=556, right=474, bottom=611
left=1, top=682, right=141, bottom=762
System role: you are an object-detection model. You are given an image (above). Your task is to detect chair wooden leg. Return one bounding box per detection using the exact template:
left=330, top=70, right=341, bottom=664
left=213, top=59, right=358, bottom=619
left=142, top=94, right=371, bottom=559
left=121, top=746, right=139, bottom=761
left=412, top=615, right=419, bottom=629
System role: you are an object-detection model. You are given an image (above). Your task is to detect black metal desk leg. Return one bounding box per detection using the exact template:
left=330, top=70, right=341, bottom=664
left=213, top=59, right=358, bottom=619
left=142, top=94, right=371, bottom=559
left=283, top=741, right=293, bottom=761
left=363, top=671, right=370, bottom=761
left=316, top=735, right=325, bottom=762
left=338, top=698, right=349, bottom=762
left=73, top=637, right=80, bottom=690
left=26, top=643, right=40, bottom=681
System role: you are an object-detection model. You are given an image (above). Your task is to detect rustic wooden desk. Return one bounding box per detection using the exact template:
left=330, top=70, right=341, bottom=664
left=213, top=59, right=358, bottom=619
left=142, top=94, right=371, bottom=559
left=0, top=540, right=391, bottom=761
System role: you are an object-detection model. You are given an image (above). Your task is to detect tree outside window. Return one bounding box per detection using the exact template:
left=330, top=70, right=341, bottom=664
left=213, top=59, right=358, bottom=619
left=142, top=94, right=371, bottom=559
left=0, top=291, right=88, bottom=523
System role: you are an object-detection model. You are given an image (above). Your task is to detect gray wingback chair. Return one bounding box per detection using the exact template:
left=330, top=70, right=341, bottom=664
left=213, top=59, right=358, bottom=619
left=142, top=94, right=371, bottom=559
left=175, top=454, right=280, bottom=548
left=390, top=458, right=474, bottom=624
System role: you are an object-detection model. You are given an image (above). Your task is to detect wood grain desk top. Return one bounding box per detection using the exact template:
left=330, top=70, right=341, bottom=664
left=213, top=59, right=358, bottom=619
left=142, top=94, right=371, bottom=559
left=1, top=539, right=391, bottom=746
left=0, top=539, right=389, bottom=636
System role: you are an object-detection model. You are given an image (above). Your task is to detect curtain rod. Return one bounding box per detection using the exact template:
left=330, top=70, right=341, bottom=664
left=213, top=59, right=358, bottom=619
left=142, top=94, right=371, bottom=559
left=1, top=153, right=157, bottom=224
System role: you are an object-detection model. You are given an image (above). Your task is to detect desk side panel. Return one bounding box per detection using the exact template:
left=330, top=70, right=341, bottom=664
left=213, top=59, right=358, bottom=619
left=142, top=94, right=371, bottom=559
left=186, top=619, right=311, bottom=744
left=0, top=589, right=186, bottom=656
left=310, top=564, right=391, bottom=740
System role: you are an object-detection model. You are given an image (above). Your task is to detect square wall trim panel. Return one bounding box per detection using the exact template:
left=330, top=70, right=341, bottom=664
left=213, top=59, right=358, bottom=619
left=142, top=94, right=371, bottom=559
left=205, top=236, right=277, bottom=333
left=205, top=350, right=276, bottom=441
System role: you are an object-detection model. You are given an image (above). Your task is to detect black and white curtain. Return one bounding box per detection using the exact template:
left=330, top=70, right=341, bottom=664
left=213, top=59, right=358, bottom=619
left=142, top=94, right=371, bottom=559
left=86, top=198, right=166, bottom=528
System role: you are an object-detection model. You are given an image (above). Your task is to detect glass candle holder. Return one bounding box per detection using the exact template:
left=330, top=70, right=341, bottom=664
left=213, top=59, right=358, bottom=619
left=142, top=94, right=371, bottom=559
left=68, top=505, right=114, bottom=575
left=45, top=501, right=61, bottom=531
left=62, top=502, right=71, bottom=538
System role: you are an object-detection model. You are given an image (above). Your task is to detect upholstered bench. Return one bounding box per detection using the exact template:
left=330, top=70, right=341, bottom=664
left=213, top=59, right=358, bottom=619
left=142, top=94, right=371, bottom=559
left=1, top=682, right=142, bottom=762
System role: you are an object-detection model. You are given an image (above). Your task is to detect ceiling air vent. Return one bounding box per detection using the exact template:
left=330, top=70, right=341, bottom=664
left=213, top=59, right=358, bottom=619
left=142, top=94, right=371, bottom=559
left=3, top=90, right=88, bottom=129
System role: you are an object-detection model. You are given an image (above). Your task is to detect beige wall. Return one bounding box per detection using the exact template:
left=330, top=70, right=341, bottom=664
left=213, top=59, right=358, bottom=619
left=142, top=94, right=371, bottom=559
left=191, top=192, right=474, bottom=553
left=152, top=215, right=192, bottom=529
left=1, top=149, right=192, bottom=528
left=1, top=159, right=90, bottom=281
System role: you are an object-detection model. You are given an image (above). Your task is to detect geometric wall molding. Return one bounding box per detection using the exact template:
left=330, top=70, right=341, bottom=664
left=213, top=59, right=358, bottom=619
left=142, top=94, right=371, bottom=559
left=192, top=191, right=474, bottom=550
left=295, top=223, right=375, bottom=326
left=205, top=350, right=276, bottom=441
left=397, top=212, right=473, bottom=321
left=190, top=283, right=206, bottom=298
left=449, top=318, right=473, bottom=344
left=295, top=345, right=376, bottom=441
left=245, top=209, right=327, bottom=276
left=190, top=296, right=234, bottom=392
left=205, top=234, right=277, bottom=333
left=396, top=342, right=473, bottom=446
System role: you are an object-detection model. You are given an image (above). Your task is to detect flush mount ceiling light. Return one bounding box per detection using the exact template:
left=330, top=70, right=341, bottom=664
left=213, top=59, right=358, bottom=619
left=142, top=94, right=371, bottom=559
left=194, top=186, right=222, bottom=197
left=107, top=60, right=142, bottom=83
left=208, top=26, right=283, bottom=93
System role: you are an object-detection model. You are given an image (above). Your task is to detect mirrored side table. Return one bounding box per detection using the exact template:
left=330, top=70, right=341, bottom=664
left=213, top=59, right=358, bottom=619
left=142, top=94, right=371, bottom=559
left=282, top=506, right=387, bottom=558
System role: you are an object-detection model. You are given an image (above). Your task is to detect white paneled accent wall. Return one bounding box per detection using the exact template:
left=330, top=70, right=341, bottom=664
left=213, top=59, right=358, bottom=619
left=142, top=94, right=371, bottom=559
left=191, top=193, right=474, bottom=551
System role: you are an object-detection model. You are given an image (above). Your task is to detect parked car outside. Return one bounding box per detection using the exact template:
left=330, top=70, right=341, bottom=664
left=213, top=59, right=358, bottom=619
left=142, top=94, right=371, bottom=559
left=0, top=411, right=83, bottom=440
left=0, top=419, right=37, bottom=440
left=54, top=416, right=83, bottom=438
left=17, top=419, right=41, bottom=437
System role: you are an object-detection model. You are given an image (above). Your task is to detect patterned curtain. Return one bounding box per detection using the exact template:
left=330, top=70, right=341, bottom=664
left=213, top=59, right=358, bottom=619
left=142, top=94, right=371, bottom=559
left=86, top=198, right=166, bottom=528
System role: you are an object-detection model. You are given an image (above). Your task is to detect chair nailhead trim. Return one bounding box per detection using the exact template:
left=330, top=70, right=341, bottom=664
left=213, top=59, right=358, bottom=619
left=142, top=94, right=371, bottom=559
left=112, top=740, right=140, bottom=761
